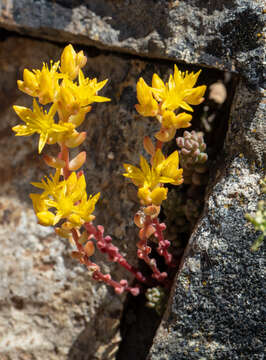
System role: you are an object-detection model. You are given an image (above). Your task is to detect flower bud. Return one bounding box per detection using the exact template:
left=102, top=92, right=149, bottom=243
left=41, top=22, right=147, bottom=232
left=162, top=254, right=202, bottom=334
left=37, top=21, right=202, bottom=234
left=87, top=214, right=96, bottom=222
left=145, top=224, right=156, bottom=239
left=115, top=286, right=124, bottom=294
left=181, top=148, right=190, bottom=156
left=184, top=139, right=192, bottom=149
left=37, top=211, right=55, bottom=226
left=23, top=69, right=39, bottom=90
left=150, top=258, right=157, bottom=267
left=60, top=44, right=78, bottom=80
left=138, top=187, right=152, bottom=205
left=193, top=149, right=200, bottom=157
left=60, top=86, right=76, bottom=109
left=198, top=153, right=208, bottom=164
left=120, top=279, right=128, bottom=287
left=139, top=228, right=146, bottom=241
left=77, top=50, right=87, bottom=68
left=176, top=137, right=184, bottom=148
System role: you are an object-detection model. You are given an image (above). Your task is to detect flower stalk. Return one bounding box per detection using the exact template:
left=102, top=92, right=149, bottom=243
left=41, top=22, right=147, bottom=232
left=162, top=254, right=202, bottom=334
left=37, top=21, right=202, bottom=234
left=136, top=215, right=168, bottom=282
left=85, top=223, right=148, bottom=284
left=152, top=218, right=174, bottom=267
left=59, top=143, right=71, bottom=179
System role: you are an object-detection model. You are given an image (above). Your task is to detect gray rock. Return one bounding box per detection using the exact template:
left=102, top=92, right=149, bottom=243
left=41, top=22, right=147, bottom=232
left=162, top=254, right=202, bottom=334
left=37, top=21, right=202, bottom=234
left=148, top=154, right=265, bottom=360
left=0, top=0, right=264, bottom=85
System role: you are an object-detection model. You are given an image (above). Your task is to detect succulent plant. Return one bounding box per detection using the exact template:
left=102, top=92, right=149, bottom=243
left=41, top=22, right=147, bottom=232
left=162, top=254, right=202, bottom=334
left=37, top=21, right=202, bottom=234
left=146, top=286, right=166, bottom=315
left=176, top=130, right=209, bottom=185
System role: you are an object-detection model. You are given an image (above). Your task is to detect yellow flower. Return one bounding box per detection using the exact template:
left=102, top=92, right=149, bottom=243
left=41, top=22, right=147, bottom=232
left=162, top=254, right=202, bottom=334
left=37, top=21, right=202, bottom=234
left=155, top=110, right=193, bottom=142
left=135, top=66, right=206, bottom=142
left=152, top=65, right=206, bottom=113
left=17, top=61, right=61, bottom=105
left=154, top=150, right=183, bottom=186
left=135, top=77, right=159, bottom=117
left=13, top=100, right=70, bottom=153
left=30, top=171, right=100, bottom=227
left=123, top=149, right=183, bottom=205
left=57, top=70, right=110, bottom=119
left=31, top=169, right=63, bottom=197
left=161, top=110, right=192, bottom=129
left=14, top=45, right=111, bottom=148
left=70, top=191, right=100, bottom=224
left=60, top=44, right=87, bottom=80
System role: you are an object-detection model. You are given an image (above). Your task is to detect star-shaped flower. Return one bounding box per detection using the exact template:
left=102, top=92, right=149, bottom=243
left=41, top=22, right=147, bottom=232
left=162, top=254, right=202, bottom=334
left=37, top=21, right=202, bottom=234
left=13, top=100, right=71, bottom=153
left=30, top=171, right=100, bottom=227
left=151, top=66, right=207, bottom=112
left=123, top=149, right=183, bottom=205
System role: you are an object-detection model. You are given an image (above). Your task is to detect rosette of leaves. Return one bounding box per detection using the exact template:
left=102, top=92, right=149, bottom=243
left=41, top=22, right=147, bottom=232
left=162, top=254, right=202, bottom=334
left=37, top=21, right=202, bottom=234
left=146, top=286, right=166, bottom=315
left=176, top=130, right=208, bottom=185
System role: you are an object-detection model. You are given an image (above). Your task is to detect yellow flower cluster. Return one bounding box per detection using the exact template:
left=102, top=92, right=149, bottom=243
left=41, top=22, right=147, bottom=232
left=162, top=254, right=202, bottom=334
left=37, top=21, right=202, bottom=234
left=30, top=170, right=100, bottom=229
left=13, top=45, right=110, bottom=153
left=123, top=149, right=183, bottom=206
left=12, top=45, right=107, bottom=229
left=135, top=65, right=206, bottom=142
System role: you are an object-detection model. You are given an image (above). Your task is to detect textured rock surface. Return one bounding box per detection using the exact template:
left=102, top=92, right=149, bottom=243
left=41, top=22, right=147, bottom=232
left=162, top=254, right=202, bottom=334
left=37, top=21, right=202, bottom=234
left=0, top=0, right=265, bottom=359
left=0, top=0, right=265, bottom=83
left=148, top=156, right=265, bottom=359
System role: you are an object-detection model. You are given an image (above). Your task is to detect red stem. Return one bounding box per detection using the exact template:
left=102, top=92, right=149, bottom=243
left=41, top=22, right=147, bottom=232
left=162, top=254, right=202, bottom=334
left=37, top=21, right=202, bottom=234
left=153, top=218, right=174, bottom=266
left=137, top=216, right=168, bottom=283
left=59, top=143, right=71, bottom=179
left=85, top=222, right=148, bottom=285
